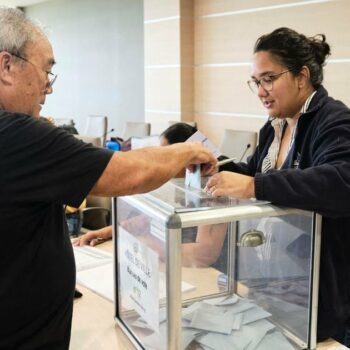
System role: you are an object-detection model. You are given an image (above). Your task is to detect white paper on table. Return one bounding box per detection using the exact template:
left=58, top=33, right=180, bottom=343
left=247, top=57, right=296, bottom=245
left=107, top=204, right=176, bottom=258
left=73, top=246, right=113, bottom=271
left=76, top=262, right=114, bottom=301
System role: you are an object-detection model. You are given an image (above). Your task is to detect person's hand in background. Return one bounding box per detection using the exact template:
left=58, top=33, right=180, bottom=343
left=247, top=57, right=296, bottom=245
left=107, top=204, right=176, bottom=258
left=72, top=225, right=112, bottom=246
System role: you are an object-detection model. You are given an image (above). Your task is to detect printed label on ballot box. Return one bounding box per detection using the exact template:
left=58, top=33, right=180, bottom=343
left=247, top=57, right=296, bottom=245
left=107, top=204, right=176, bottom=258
left=119, top=226, right=160, bottom=332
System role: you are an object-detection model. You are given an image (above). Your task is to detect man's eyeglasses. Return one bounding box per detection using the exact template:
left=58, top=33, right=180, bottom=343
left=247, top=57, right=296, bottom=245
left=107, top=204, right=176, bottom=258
left=247, top=69, right=292, bottom=94
left=11, top=53, right=57, bottom=88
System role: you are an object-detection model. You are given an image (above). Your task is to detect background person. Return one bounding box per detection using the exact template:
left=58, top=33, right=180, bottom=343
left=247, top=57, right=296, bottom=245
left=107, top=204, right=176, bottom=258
left=74, top=122, right=227, bottom=270
left=205, top=27, right=350, bottom=345
left=0, top=8, right=216, bottom=350
left=73, top=122, right=198, bottom=246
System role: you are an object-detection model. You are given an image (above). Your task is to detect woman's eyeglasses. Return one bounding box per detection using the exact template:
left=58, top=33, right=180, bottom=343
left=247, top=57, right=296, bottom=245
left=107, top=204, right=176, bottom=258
left=247, top=69, right=292, bottom=94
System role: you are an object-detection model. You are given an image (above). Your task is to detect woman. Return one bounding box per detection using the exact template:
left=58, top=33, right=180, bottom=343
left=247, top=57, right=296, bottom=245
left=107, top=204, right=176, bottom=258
left=205, top=27, right=350, bottom=345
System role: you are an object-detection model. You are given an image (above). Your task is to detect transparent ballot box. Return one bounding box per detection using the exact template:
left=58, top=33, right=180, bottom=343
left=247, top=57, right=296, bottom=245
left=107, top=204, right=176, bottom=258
left=113, top=179, right=321, bottom=350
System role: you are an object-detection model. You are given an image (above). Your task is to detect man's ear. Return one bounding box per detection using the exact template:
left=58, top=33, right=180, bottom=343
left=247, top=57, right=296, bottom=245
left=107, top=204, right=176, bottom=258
left=0, top=52, right=15, bottom=85
left=297, top=65, right=311, bottom=89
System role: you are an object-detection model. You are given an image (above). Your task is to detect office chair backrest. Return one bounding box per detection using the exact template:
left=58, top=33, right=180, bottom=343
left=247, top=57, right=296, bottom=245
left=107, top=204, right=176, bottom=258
left=74, top=134, right=102, bottom=147
left=219, top=129, right=258, bottom=161
left=55, top=118, right=75, bottom=127
left=122, top=122, right=151, bottom=140
left=80, top=195, right=112, bottom=231
left=84, top=115, right=108, bottom=146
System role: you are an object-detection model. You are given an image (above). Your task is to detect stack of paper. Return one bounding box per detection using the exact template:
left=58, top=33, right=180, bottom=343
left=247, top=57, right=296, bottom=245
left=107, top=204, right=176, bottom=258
left=74, top=246, right=113, bottom=272
left=74, top=246, right=114, bottom=301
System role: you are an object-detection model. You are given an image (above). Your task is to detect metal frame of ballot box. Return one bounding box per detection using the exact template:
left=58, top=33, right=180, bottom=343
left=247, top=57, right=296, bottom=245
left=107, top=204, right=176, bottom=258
left=112, top=194, right=322, bottom=350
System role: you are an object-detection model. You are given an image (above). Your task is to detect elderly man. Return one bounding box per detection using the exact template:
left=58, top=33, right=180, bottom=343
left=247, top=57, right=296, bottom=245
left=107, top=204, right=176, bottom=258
left=0, top=7, right=216, bottom=349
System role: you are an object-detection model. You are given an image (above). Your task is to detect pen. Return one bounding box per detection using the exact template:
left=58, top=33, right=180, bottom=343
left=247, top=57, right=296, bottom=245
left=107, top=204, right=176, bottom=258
left=95, top=237, right=107, bottom=244
left=217, top=157, right=236, bottom=167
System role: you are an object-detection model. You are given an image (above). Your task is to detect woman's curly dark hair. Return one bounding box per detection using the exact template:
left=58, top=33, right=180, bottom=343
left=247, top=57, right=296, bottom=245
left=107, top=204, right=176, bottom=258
left=254, top=27, right=331, bottom=88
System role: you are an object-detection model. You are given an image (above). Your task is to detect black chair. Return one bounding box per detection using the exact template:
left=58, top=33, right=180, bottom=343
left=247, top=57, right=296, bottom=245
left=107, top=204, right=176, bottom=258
left=79, top=195, right=111, bottom=232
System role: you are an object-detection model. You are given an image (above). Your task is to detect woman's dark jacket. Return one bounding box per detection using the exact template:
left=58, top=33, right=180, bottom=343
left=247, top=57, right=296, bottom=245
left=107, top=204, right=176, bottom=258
left=221, top=86, right=350, bottom=340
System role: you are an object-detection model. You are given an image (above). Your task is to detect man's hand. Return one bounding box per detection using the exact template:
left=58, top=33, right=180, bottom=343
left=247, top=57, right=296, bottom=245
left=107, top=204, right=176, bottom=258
left=92, top=141, right=217, bottom=197
left=204, top=171, right=255, bottom=199
left=186, top=142, right=217, bottom=176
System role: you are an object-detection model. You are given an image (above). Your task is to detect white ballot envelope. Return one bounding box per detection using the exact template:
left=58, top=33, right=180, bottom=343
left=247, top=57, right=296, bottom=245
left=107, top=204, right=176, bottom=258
left=186, top=131, right=222, bottom=158
left=185, top=165, right=201, bottom=189
left=185, top=131, right=220, bottom=190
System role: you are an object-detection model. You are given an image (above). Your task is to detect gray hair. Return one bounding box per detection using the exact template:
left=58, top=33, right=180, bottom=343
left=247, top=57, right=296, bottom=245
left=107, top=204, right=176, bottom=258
left=0, top=6, right=45, bottom=57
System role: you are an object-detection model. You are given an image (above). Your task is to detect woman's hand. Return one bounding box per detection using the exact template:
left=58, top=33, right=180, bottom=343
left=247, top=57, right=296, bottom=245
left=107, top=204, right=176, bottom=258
left=204, top=171, right=255, bottom=199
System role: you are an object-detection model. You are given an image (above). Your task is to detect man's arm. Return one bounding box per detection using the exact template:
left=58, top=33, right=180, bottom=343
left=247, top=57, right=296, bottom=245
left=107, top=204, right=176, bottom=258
left=91, top=142, right=216, bottom=196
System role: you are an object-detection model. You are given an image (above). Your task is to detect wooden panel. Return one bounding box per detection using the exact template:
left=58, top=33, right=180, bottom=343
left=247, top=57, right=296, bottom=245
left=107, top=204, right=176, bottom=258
left=146, top=112, right=193, bottom=135
left=180, top=3, right=194, bottom=115
left=195, top=1, right=350, bottom=64
left=180, top=18, right=194, bottom=66
left=144, top=0, right=180, bottom=21
left=194, top=0, right=302, bottom=16
left=196, top=114, right=266, bottom=148
left=195, top=66, right=265, bottom=115
left=323, top=63, right=350, bottom=108
left=180, top=0, right=194, bottom=18
left=181, top=66, right=194, bottom=115
left=145, top=68, right=181, bottom=111
left=144, top=20, right=180, bottom=65
left=194, top=64, right=350, bottom=147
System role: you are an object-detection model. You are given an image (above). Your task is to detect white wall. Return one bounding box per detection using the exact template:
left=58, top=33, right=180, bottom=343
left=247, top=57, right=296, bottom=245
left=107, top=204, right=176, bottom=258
left=25, top=0, right=144, bottom=136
